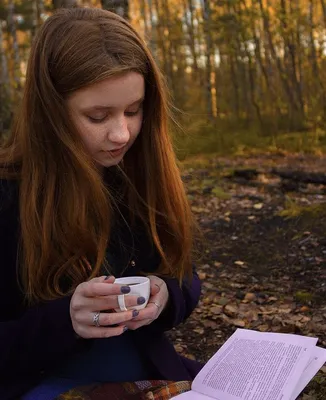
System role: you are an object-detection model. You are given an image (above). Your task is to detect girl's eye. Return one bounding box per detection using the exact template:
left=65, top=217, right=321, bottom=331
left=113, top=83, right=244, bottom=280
left=125, top=108, right=141, bottom=117
left=87, top=116, right=106, bottom=123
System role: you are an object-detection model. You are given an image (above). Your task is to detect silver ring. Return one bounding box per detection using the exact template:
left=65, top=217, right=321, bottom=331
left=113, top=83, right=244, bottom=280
left=149, top=301, right=160, bottom=310
left=118, top=294, right=128, bottom=311
left=93, top=311, right=101, bottom=327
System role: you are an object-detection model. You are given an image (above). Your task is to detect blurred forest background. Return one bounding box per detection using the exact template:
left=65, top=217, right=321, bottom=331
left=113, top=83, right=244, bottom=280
left=2, top=0, right=326, bottom=157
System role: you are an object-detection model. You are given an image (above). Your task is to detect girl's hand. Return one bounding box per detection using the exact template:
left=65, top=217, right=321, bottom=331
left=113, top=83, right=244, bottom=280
left=122, top=275, right=169, bottom=330
left=70, top=276, right=145, bottom=338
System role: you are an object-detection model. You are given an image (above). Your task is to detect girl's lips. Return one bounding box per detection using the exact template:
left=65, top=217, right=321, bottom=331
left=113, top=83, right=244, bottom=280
left=106, top=146, right=126, bottom=157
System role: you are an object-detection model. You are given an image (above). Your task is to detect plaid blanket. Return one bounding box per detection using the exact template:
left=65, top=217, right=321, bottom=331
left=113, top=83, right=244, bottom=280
left=55, top=380, right=192, bottom=400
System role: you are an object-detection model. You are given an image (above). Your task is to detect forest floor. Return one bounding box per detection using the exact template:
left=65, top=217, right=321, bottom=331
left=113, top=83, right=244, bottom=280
left=168, top=152, right=326, bottom=399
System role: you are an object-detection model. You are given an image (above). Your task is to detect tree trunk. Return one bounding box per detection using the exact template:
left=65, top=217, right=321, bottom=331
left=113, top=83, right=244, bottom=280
left=152, top=0, right=169, bottom=80
left=101, top=0, right=129, bottom=20
left=161, top=0, right=179, bottom=99
left=279, top=0, right=304, bottom=119
left=241, top=0, right=281, bottom=132
left=182, top=0, right=199, bottom=82
left=308, top=0, right=320, bottom=80
left=320, top=0, right=326, bottom=26
left=308, top=0, right=326, bottom=127
left=31, top=0, right=44, bottom=38
left=233, top=2, right=263, bottom=130
left=139, top=0, right=149, bottom=40
left=7, top=0, right=21, bottom=96
left=53, top=0, right=78, bottom=8
left=229, top=1, right=251, bottom=122
left=293, top=0, right=304, bottom=109
left=0, top=22, right=9, bottom=91
left=146, top=0, right=157, bottom=57
left=258, top=0, right=299, bottom=128
left=201, top=0, right=214, bottom=121
left=0, top=19, right=11, bottom=135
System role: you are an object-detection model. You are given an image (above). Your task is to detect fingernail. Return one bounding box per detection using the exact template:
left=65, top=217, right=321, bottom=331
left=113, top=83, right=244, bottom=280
left=137, top=296, right=146, bottom=305
left=104, top=275, right=114, bottom=281
left=132, top=310, right=139, bottom=318
left=123, top=326, right=128, bottom=332
left=121, top=286, right=131, bottom=294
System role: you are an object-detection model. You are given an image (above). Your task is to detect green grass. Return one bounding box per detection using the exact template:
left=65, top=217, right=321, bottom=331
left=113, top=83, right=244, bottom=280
left=278, top=198, right=326, bottom=219
left=173, top=120, right=326, bottom=160
left=295, top=291, right=314, bottom=304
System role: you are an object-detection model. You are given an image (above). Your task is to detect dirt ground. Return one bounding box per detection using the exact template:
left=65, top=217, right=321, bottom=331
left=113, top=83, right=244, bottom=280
left=168, top=153, right=326, bottom=399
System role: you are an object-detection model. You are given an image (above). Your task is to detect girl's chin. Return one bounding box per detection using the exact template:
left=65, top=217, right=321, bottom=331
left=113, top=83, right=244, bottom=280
left=95, top=157, right=124, bottom=170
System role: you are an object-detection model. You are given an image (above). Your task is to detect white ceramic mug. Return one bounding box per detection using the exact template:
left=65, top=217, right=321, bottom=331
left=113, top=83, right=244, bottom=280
left=114, top=276, right=150, bottom=311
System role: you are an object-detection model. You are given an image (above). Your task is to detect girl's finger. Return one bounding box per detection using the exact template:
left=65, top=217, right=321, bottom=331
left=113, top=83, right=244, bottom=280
left=79, top=324, right=128, bottom=339
left=123, top=319, right=153, bottom=330
left=102, top=275, right=115, bottom=283
left=79, top=281, right=132, bottom=297
left=124, top=302, right=159, bottom=322
left=77, top=308, right=139, bottom=327
left=88, top=275, right=115, bottom=284
left=82, top=294, right=143, bottom=312
left=150, top=281, right=161, bottom=296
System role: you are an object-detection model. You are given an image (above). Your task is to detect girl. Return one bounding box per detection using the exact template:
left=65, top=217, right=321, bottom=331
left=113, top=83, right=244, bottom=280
left=0, top=7, right=201, bottom=400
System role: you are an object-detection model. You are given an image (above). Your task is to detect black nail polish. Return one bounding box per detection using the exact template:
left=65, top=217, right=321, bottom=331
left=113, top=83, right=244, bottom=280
left=121, top=286, right=131, bottom=294
left=104, top=276, right=110, bottom=280
left=137, top=296, right=146, bottom=305
left=132, top=310, right=139, bottom=318
left=123, top=326, right=128, bottom=332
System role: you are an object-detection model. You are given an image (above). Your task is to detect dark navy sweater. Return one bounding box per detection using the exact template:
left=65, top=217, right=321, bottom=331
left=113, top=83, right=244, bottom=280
left=0, top=178, right=202, bottom=399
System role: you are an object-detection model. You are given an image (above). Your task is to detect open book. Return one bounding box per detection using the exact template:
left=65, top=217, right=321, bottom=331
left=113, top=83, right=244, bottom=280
left=174, top=328, right=326, bottom=400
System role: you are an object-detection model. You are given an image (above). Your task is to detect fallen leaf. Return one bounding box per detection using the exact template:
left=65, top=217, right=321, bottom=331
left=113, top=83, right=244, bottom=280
left=253, top=203, right=263, bottom=209
left=203, top=282, right=214, bottom=290
left=234, top=260, right=245, bottom=266
left=198, top=272, right=207, bottom=280
left=230, top=319, right=246, bottom=328
left=202, top=320, right=219, bottom=329
left=224, top=304, right=238, bottom=318
left=191, top=206, right=210, bottom=213
left=210, top=305, right=223, bottom=315
left=174, top=344, right=184, bottom=353
left=184, top=353, right=196, bottom=360
left=217, top=297, right=229, bottom=306
left=278, top=308, right=292, bottom=314
left=244, top=293, right=256, bottom=302
left=257, top=324, right=269, bottom=332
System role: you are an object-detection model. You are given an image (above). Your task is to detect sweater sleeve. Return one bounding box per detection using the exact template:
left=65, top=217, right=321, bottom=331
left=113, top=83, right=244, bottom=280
left=0, top=296, right=79, bottom=378
left=0, top=181, right=81, bottom=389
left=146, top=265, right=201, bottom=333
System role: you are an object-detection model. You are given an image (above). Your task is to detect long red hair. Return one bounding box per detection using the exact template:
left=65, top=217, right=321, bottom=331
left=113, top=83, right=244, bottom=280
left=0, top=7, right=195, bottom=303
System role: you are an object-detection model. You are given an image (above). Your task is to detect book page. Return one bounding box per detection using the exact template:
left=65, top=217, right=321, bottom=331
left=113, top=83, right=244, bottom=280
left=192, top=329, right=317, bottom=400
left=172, top=390, right=215, bottom=400
left=290, top=346, right=326, bottom=400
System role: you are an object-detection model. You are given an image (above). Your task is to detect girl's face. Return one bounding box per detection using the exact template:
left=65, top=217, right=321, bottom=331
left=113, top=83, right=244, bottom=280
left=67, top=71, right=145, bottom=169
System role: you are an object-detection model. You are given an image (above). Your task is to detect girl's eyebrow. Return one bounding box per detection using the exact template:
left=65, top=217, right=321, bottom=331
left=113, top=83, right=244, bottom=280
left=81, top=97, right=144, bottom=112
